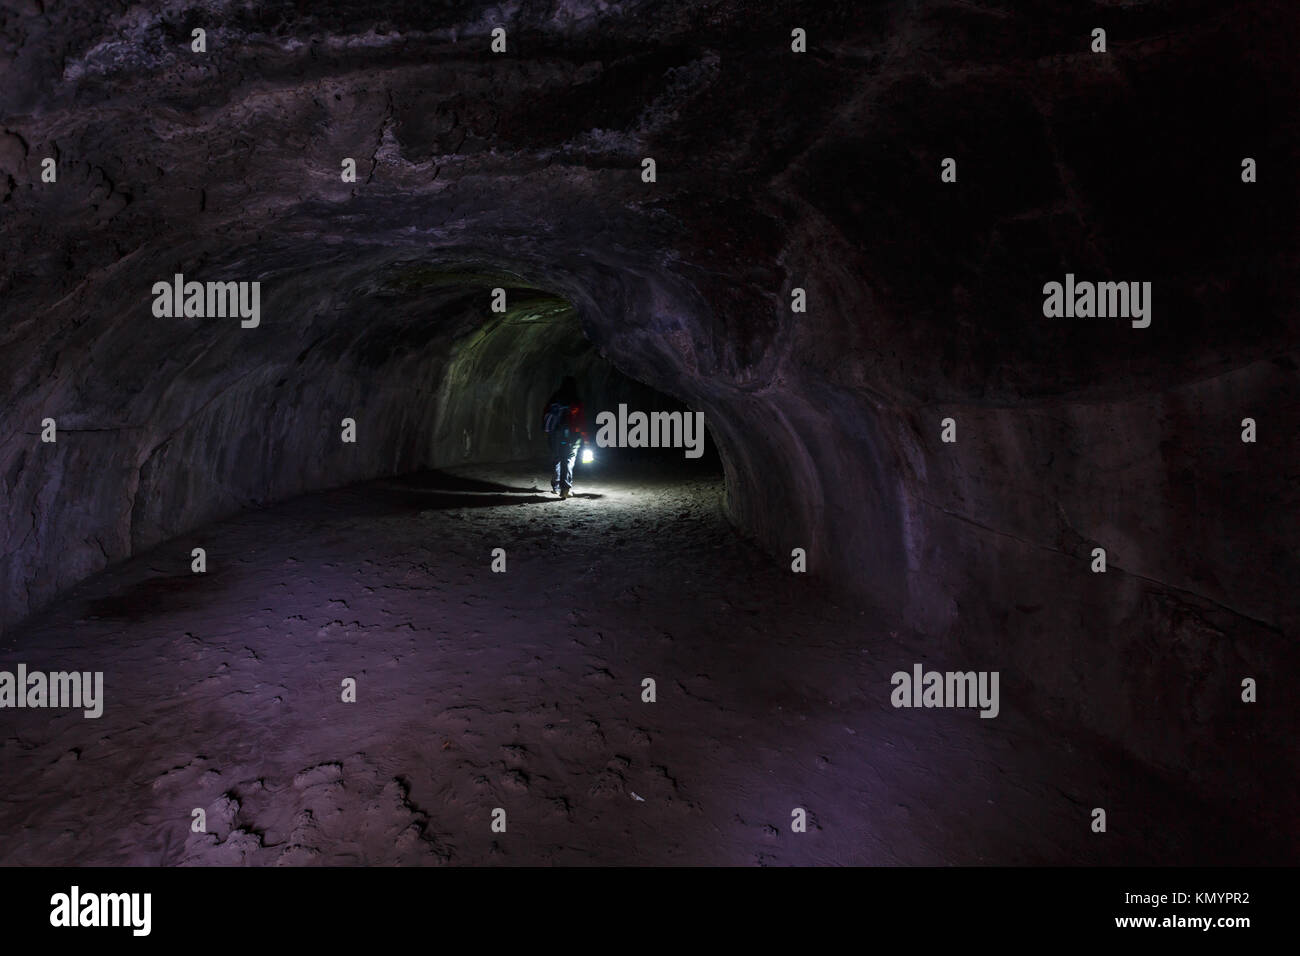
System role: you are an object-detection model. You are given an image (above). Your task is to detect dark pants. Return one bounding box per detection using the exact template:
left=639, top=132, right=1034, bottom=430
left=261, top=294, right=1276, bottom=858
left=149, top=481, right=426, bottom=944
left=550, top=438, right=577, bottom=492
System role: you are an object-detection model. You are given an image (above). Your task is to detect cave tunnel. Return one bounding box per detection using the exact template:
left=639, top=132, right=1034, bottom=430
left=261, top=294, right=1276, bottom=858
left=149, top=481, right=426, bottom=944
left=0, top=0, right=1297, bottom=871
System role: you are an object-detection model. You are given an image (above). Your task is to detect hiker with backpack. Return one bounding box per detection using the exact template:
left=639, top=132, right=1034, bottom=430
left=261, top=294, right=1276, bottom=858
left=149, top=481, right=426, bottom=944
left=542, top=377, right=590, bottom=499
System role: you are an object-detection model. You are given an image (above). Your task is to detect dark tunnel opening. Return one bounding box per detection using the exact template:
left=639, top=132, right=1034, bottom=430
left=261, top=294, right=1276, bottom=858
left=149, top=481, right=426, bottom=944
left=421, top=274, right=722, bottom=475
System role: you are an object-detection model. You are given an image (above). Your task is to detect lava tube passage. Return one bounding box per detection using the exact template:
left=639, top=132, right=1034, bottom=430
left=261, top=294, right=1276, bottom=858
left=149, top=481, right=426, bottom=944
left=0, top=0, right=1294, bottom=939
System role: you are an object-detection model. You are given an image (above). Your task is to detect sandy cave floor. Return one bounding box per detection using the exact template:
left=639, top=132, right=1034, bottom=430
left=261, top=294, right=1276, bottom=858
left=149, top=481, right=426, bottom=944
left=0, top=460, right=1273, bottom=866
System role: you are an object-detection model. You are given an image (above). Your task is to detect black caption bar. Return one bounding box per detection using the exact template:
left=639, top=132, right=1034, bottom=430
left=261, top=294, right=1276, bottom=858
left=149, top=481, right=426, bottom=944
left=0, top=866, right=1283, bottom=944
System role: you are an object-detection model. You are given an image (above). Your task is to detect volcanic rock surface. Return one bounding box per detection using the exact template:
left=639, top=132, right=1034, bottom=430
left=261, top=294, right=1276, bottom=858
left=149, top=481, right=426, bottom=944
left=1, top=0, right=1297, bottom=843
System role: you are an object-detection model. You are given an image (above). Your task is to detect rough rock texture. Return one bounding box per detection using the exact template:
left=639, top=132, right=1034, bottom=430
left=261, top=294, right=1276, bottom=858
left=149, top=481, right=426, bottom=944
left=3, top=463, right=1282, bottom=865
left=2, top=1, right=1297, bottom=817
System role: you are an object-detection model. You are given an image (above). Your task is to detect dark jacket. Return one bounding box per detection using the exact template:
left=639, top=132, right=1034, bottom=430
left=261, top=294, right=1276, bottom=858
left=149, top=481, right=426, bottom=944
left=542, top=395, right=589, bottom=445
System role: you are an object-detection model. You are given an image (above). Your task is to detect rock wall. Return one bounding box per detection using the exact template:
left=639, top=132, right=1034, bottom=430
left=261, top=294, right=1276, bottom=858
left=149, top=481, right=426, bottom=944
left=1, top=0, right=1296, bottom=805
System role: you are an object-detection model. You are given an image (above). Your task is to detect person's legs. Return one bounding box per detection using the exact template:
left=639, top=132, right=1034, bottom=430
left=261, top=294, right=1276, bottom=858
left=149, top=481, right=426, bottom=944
left=561, top=445, right=577, bottom=494
left=548, top=433, right=563, bottom=493
left=547, top=434, right=577, bottom=497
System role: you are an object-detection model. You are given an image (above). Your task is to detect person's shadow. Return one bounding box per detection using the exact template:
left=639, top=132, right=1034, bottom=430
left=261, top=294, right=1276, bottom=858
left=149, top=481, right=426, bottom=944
left=367, top=470, right=604, bottom=511
left=395, top=471, right=538, bottom=494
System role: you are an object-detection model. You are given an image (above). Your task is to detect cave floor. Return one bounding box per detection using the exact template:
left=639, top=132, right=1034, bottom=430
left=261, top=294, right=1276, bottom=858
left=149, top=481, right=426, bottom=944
left=0, top=461, right=1272, bottom=865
